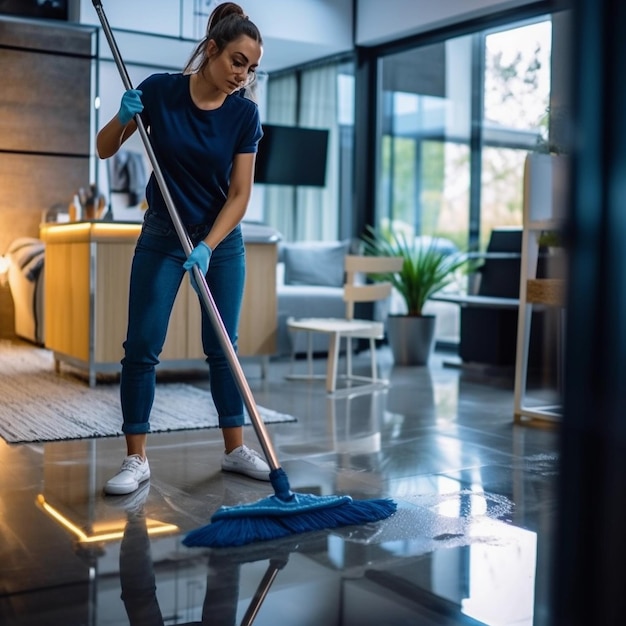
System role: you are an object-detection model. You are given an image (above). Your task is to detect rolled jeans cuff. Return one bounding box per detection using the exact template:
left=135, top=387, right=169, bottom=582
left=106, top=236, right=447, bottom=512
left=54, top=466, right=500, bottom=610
left=219, top=413, right=245, bottom=429
left=122, top=422, right=151, bottom=435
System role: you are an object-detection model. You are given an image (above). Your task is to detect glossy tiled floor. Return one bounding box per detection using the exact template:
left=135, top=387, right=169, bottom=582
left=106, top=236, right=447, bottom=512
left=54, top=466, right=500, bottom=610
left=0, top=344, right=560, bottom=625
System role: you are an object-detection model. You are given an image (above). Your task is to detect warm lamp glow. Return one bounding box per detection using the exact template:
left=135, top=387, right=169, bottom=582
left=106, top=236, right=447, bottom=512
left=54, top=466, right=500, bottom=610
left=0, top=255, right=9, bottom=276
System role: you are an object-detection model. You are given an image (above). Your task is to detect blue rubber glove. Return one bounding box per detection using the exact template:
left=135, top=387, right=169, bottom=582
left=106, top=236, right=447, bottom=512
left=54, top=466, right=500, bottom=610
left=183, top=241, right=212, bottom=294
left=117, top=89, right=143, bottom=125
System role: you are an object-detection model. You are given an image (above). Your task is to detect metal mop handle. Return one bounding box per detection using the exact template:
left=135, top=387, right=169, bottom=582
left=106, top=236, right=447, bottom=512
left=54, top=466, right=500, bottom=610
left=92, top=0, right=280, bottom=471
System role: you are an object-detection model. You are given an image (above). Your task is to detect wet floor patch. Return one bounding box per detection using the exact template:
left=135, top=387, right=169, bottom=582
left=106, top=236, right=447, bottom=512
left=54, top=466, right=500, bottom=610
left=330, top=494, right=518, bottom=557
left=518, top=452, right=559, bottom=476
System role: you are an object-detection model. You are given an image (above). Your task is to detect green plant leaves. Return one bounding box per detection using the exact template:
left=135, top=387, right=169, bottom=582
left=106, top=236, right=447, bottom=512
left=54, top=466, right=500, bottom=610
left=361, top=226, right=469, bottom=316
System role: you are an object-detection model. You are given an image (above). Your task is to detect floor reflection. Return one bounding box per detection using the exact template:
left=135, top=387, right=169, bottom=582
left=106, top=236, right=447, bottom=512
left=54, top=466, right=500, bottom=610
left=0, top=348, right=559, bottom=625
left=112, top=491, right=537, bottom=625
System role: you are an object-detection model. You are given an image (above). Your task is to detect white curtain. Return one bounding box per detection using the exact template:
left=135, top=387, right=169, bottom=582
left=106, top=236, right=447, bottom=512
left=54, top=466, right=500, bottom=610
left=263, top=65, right=340, bottom=241
left=296, top=65, right=339, bottom=241
left=263, top=74, right=297, bottom=240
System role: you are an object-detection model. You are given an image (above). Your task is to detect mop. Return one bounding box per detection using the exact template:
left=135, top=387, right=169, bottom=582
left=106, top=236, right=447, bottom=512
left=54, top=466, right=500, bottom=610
left=92, top=0, right=397, bottom=548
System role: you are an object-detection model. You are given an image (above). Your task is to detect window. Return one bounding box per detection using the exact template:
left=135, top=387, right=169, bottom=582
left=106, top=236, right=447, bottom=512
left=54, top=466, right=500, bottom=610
left=377, top=17, right=552, bottom=251
left=376, top=16, right=554, bottom=343
left=481, top=19, right=552, bottom=248
left=378, top=37, right=472, bottom=250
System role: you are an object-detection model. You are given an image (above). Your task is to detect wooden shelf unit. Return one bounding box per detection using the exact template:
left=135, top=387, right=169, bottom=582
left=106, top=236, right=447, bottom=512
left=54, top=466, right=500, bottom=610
left=513, top=153, right=568, bottom=424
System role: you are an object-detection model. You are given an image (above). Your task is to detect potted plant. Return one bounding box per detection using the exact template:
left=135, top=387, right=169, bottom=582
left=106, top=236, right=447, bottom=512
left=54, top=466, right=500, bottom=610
left=361, top=226, right=470, bottom=365
left=537, top=229, right=562, bottom=250
left=537, top=229, right=566, bottom=278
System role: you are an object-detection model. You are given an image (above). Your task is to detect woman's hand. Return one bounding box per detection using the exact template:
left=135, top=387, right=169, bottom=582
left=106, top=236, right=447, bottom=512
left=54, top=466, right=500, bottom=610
left=117, top=89, right=143, bottom=125
left=97, top=89, right=143, bottom=158
left=183, top=241, right=213, bottom=294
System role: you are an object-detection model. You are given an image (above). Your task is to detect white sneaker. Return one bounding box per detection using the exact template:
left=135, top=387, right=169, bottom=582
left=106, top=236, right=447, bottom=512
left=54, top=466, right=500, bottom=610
left=104, top=454, right=150, bottom=495
left=221, top=445, right=270, bottom=481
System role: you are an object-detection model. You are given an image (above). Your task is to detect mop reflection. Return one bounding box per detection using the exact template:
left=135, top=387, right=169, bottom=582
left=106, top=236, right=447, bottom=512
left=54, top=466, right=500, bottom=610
left=119, top=489, right=293, bottom=626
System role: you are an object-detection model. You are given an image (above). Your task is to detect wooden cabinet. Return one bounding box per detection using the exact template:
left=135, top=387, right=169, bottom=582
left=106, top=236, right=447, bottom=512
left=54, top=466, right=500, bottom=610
left=41, top=222, right=277, bottom=386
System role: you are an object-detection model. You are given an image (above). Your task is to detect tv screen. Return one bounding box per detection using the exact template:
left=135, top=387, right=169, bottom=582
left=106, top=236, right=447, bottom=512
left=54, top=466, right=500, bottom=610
left=0, top=0, right=68, bottom=20
left=255, top=124, right=329, bottom=187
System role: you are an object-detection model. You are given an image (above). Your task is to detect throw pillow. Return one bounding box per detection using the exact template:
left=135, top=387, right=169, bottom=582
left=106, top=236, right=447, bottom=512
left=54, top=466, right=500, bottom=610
left=7, top=238, right=45, bottom=281
left=283, top=240, right=350, bottom=287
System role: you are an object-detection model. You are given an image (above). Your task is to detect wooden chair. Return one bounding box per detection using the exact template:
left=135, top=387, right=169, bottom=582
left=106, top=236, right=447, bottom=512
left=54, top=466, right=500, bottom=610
left=286, top=254, right=403, bottom=393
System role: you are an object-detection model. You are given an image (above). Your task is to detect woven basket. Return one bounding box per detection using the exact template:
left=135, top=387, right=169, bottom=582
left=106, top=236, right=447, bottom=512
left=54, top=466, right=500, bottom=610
left=526, top=279, right=565, bottom=306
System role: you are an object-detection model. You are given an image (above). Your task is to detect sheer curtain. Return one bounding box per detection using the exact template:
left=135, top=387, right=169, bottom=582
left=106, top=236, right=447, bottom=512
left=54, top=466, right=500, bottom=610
left=296, top=65, right=339, bottom=241
left=263, top=65, right=340, bottom=241
left=263, top=74, right=297, bottom=240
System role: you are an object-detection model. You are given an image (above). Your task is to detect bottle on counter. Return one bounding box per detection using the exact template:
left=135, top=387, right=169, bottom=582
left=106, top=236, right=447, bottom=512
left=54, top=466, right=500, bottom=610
left=81, top=184, right=106, bottom=220
left=69, top=194, right=82, bottom=222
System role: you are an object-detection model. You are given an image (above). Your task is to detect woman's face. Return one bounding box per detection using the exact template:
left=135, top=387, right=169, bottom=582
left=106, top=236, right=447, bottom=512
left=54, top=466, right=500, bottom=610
left=208, top=35, right=262, bottom=94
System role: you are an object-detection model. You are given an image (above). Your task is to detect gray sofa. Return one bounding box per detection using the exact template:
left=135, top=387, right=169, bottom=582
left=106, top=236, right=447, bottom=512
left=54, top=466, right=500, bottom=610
left=275, top=239, right=352, bottom=356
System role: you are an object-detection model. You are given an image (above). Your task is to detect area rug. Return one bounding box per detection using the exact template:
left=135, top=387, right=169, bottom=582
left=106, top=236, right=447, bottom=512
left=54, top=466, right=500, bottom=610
left=0, top=341, right=296, bottom=444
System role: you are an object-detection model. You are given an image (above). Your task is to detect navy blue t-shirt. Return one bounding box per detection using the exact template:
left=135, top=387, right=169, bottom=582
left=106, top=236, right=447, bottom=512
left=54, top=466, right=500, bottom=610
left=137, top=72, right=263, bottom=226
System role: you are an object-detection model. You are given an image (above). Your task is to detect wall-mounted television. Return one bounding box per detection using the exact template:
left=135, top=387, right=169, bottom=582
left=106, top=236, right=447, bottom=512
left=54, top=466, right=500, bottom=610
left=254, top=124, right=329, bottom=187
left=0, top=0, right=68, bottom=20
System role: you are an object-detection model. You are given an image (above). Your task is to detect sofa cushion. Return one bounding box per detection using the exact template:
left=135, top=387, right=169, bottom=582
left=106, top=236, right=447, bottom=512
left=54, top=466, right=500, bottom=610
left=282, top=240, right=350, bottom=288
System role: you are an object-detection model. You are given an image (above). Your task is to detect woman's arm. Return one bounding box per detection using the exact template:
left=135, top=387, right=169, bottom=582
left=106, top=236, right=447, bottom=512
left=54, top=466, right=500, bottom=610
left=96, top=117, right=137, bottom=159
left=96, top=90, right=144, bottom=159
left=203, top=152, right=257, bottom=249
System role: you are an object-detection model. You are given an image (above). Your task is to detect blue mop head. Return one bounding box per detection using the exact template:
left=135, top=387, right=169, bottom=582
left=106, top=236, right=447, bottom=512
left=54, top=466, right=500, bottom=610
left=183, top=468, right=397, bottom=548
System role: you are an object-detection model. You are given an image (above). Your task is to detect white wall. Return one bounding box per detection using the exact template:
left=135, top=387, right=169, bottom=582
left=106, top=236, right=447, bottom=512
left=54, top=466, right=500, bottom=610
left=248, top=0, right=353, bottom=70
left=79, top=0, right=353, bottom=73
left=79, top=0, right=192, bottom=38
left=82, top=0, right=550, bottom=77
left=356, top=0, right=540, bottom=46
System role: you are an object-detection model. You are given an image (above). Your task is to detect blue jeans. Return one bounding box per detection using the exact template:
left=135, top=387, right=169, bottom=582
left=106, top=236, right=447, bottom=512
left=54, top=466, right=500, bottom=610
left=120, top=209, right=246, bottom=434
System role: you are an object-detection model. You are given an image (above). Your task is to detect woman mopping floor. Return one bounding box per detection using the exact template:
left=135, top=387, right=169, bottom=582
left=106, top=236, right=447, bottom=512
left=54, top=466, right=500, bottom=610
left=93, top=0, right=396, bottom=547
left=96, top=3, right=270, bottom=496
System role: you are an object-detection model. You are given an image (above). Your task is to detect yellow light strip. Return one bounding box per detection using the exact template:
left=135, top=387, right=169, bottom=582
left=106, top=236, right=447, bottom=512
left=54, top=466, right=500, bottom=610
left=36, top=494, right=179, bottom=544
left=37, top=494, right=89, bottom=541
